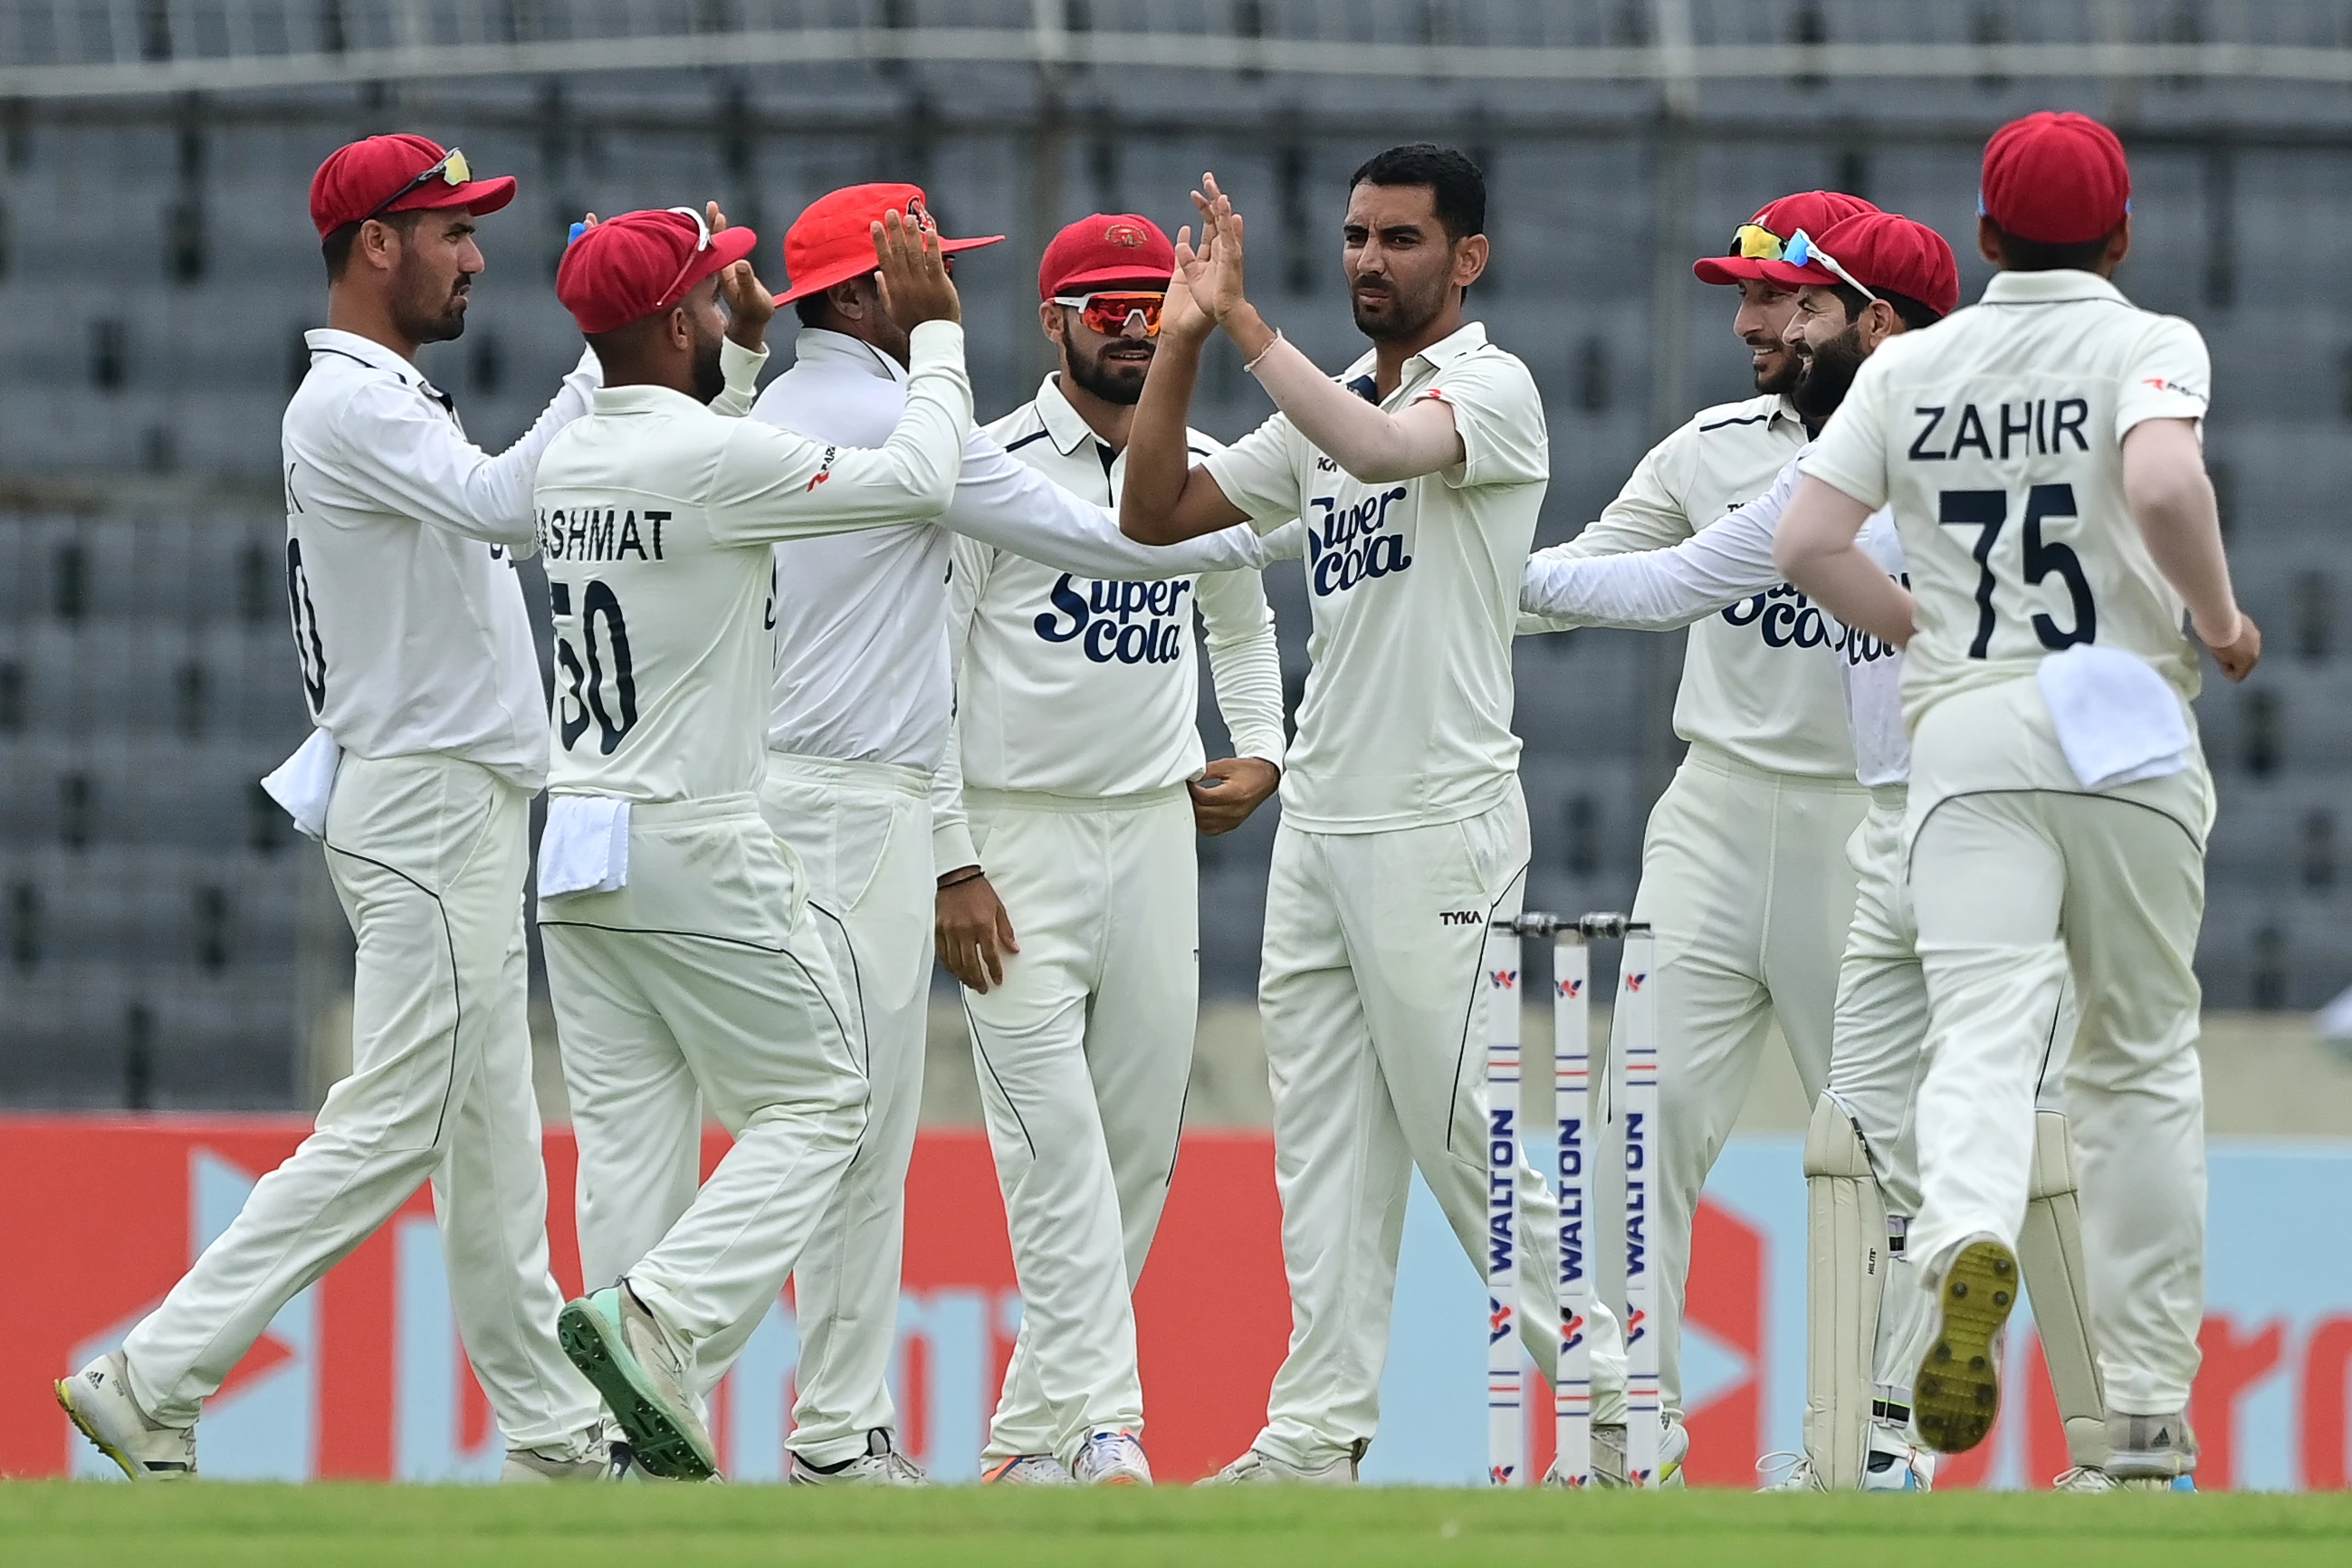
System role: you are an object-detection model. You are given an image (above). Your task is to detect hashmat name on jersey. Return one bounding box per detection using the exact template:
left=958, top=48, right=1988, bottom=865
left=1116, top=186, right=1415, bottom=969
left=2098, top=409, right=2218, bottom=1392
left=1032, top=574, right=1194, bottom=665
left=536, top=506, right=670, bottom=562
left=1305, top=483, right=1413, bottom=597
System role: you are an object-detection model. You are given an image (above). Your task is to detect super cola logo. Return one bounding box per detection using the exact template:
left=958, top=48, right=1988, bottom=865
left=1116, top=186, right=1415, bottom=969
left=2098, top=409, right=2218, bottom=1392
left=1306, top=484, right=1413, bottom=598
left=1034, top=574, right=1194, bottom=664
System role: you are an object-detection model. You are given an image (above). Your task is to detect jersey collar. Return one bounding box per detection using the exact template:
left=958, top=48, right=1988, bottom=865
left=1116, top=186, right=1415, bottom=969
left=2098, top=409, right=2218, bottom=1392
left=1031, top=373, right=1103, bottom=458
left=589, top=382, right=714, bottom=417
left=1335, top=319, right=1490, bottom=406
left=1979, top=269, right=2130, bottom=308
left=304, top=327, right=417, bottom=380
left=790, top=326, right=909, bottom=385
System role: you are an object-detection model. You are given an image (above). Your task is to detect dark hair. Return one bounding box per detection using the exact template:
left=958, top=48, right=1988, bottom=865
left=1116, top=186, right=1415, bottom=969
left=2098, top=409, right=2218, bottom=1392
left=793, top=292, right=831, bottom=330
left=1348, top=143, right=1486, bottom=242
left=1986, top=222, right=2116, bottom=274
left=321, top=209, right=423, bottom=282
left=1826, top=282, right=1943, bottom=332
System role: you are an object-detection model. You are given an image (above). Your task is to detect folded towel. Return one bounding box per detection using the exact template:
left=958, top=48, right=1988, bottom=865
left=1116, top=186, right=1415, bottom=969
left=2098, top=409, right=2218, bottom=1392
left=538, top=794, right=631, bottom=899
left=259, top=728, right=342, bottom=839
left=2034, top=645, right=2194, bottom=791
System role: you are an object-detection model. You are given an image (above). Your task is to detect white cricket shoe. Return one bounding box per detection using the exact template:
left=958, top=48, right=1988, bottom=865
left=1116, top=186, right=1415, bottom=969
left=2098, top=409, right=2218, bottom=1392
left=1072, top=1430, right=1152, bottom=1486
left=1862, top=1421, right=1935, bottom=1491
left=2052, top=1465, right=2196, bottom=1493
left=1197, top=1440, right=1365, bottom=1486
left=55, top=1353, right=196, bottom=1481
left=1756, top=1451, right=1821, bottom=1491
left=555, top=1282, right=716, bottom=1481
left=1558, top=1419, right=1688, bottom=1488
left=2106, top=1410, right=2198, bottom=1486
left=788, top=1428, right=927, bottom=1486
left=501, top=1433, right=613, bottom=1483
left=982, top=1453, right=1076, bottom=1485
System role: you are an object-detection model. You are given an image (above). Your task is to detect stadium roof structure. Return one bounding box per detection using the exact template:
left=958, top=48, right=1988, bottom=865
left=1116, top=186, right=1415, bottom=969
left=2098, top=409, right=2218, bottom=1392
left=13, top=1, right=2352, bottom=101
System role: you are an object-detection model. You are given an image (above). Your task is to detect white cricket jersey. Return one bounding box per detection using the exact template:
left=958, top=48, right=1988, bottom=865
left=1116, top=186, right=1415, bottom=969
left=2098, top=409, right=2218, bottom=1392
left=752, top=329, right=1277, bottom=771
left=1802, top=269, right=2213, bottom=724
left=281, top=329, right=600, bottom=789
left=1204, top=320, right=1546, bottom=834
left=531, top=325, right=972, bottom=804
left=1524, top=392, right=1860, bottom=779
left=1519, top=448, right=1911, bottom=788
left=929, top=378, right=1288, bottom=867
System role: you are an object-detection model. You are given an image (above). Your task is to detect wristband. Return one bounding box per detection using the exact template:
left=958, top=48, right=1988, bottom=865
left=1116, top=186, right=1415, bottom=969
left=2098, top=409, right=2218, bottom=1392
left=938, top=866, right=986, bottom=890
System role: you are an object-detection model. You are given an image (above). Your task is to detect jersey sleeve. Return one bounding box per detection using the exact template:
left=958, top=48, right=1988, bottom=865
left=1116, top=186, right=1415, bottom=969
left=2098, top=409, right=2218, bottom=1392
left=1417, top=351, right=1549, bottom=491
left=929, top=531, right=995, bottom=875
left=1195, top=565, right=1288, bottom=768
left=946, top=430, right=1277, bottom=577
left=707, top=338, right=769, bottom=419
left=1200, top=410, right=1305, bottom=532
left=1520, top=457, right=1794, bottom=629
left=2116, top=315, right=2213, bottom=437
left=1797, top=352, right=1896, bottom=510
left=706, top=320, right=973, bottom=546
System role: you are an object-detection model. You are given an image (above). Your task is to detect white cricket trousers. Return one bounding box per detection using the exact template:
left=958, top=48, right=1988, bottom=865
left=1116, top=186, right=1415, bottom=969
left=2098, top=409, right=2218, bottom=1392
left=1907, top=680, right=2211, bottom=1414
left=1253, top=785, right=1629, bottom=1469
left=755, top=751, right=935, bottom=1466
left=961, top=785, right=1199, bottom=1467
left=1631, top=742, right=1868, bottom=1422
left=122, top=752, right=598, bottom=1449
left=541, top=794, right=868, bottom=1356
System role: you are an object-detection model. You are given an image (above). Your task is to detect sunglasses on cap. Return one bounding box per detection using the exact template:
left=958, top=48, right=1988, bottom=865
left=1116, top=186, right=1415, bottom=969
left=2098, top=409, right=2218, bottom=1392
left=1783, top=229, right=1879, bottom=303
left=363, top=148, right=473, bottom=224
left=1051, top=292, right=1164, bottom=338
left=1730, top=222, right=1787, bottom=261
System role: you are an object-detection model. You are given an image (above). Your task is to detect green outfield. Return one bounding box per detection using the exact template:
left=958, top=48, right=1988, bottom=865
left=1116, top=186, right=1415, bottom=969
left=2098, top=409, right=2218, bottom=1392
left=3, top=1484, right=2347, bottom=1568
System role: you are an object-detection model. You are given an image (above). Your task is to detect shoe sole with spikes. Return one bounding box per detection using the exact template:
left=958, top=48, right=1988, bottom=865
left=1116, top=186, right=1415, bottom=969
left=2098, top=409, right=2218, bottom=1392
left=1914, top=1236, right=2020, bottom=1455
left=557, top=1296, right=716, bottom=1482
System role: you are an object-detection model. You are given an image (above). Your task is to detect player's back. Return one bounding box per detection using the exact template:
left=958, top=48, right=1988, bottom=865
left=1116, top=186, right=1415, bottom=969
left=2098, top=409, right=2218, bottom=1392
left=1815, top=270, right=2213, bottom=723
left=535, top=387, right=776, bottom=805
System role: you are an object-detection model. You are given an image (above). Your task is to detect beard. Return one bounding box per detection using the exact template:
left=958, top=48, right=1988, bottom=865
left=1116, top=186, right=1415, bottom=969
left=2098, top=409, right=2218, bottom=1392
left=689, top=320, right=727, bottom=405
left=394, top=257, right=471, bottom=346
left=1349, top=270, right=1448, bottom=342
left=1065, top=334, right=1152, bottom=406
left=1792, top=323, right=1867, bottom=421
left=1753, top=345, right=1802, bottom=397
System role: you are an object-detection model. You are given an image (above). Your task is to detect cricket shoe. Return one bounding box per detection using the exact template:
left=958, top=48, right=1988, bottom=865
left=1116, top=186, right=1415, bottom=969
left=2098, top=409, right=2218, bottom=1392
left=556, top=1282, right=716, bottom=1481
left=1913, top=1234, right=2019, bottom=1455
left=788, top=1429, right=926, bottom=1486
left=2105, top=1410, right=2199, bottom=1487
left=982, top=1453, right=1076, bottom=1485
left=1755, top=1452, right=1821, bottom=1492
left=1073, top=1430, right=1152, bottom=1486
left=55, top=1353, right=196, bottom=1482
left=502, top=1435, right=613, bottom=1483
left=2052, top=1466, right=2197, bottom=1493
left=1197, top=1439, right=1367, bottom=1486
left=1562, top=1419, right=1688, bottom=1488
left=1863, top=1421, right=1935, bottom=1491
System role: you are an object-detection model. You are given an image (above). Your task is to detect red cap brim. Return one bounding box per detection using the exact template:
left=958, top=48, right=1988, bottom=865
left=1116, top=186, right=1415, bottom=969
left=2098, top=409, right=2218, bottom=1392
left=1752, top=257, right=1835, bottom=292
left=1047, top=263, right=1174, bottom=297
left=674, top=227, right=762, bottom=309
left=776, top=232, right=1006, bottom=305
left=1692, top=254, right=1779, bottom=286
left=387, top=175, right=518, bottom=222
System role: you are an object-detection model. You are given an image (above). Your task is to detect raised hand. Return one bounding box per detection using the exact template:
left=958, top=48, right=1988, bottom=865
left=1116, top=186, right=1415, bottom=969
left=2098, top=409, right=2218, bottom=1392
left=703, top=197, right=776, bottom=351
left=1185, top=171, right=1250, bottom=325
left=1161, top=228, right=1216, bottom=345
left=872, top=209, right=961, bottom=327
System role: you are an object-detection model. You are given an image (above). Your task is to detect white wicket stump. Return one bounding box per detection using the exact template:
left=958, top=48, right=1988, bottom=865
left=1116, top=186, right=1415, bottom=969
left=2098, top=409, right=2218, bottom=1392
left=1484, top=913, right=1661, bottom=1487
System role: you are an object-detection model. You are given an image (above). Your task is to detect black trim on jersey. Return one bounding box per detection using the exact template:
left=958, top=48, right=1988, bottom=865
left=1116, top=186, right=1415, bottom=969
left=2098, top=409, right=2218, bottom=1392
left=1002, top=428, right=1053, bottom=453
left=1903, top=788, right=2204, bottom=882
left=1697, top=411, right=1774, bottom=434
left=320, top=842, right=464, bottom=1148
left=309, top=347, right=381, bottom=373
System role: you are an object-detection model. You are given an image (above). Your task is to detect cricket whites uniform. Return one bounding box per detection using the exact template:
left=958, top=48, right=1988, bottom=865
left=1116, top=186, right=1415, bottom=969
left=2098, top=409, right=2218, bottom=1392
left=1802, top=269, right=2217, bottom=1417
left=745, top=331, right=1274, bottom=1468
left=1524, top=388, right=1871, bottom=1430
left=111, top=330, right=606, bottom=1454
left=1525, top=452, right=2108, bottom=1484
left=1201, top=321, right=1628, bottom=1468
left=531, top=324, right=972, bottom=1361
left=929, top=379, right=1287, bottom=1468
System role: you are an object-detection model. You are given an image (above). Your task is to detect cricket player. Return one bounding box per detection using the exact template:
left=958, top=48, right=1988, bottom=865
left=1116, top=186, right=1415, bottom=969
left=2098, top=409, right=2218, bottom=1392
left=743, top=186, right=1276, bottom=1485
left=1517, top=189, right=1883, bottom=1465
left=1525, top=212, right=2123, bottom=1491
left=929, top=214, right=1286, bottom=1486
left=1120, top=145, right=1637, bottom=1486
left=530, top=205, right=970, bottom=1481
left=1776, top=112, right=2260, bottom=1486
left=57, top=135, right=611, bottom=1484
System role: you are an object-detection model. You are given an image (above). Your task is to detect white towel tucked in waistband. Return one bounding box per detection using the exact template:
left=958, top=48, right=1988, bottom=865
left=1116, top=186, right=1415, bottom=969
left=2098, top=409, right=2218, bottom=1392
left=538, top=794, right=631, bottom=898
left=260, top=727, right=342, bottom=839
left=2035, top=644, right=2194, bottom=791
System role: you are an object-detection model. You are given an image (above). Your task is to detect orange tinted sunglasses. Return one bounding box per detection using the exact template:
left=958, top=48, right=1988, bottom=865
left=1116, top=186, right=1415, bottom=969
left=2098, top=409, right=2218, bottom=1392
left=1051, top=292, right=1164, bottom=337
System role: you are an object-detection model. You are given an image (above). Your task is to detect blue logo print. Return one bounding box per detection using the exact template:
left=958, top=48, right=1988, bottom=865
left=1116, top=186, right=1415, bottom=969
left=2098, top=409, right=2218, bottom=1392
left=1306, top=486, right=1413, bottom=598
left=1033, top=574, right=1193, bottom=664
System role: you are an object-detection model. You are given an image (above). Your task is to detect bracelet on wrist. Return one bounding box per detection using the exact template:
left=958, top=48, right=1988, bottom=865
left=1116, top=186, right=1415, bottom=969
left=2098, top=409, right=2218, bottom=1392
left=938, top=867, right=986, bottom=890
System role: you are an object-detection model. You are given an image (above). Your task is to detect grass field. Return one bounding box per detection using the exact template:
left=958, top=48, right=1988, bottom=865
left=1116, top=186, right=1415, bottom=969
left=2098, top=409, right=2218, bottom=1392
left=3, top=1484, right=2347, bottom=1568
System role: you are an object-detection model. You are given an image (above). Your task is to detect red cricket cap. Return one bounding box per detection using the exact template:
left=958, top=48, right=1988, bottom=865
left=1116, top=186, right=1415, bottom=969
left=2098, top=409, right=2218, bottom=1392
left=776, top=183, right=1004, bottom=306
left=1754, top=211, right=1961, bottom=320
left=1038, top=214, right=1174, bottom=301
left=309, top=134, right=516, bottom=238
left=555, top=208, right=760, bottom=336
left=1981, top=111, right=2130, bottom=246
left=1693, top=190, right=1879, bottom=286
